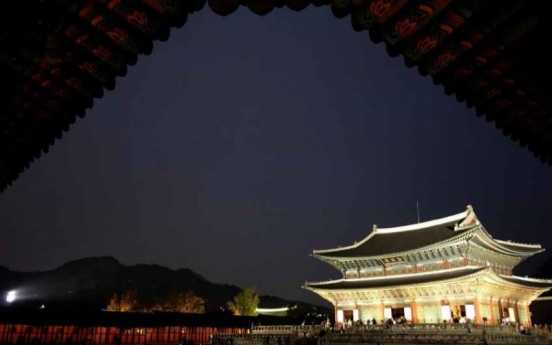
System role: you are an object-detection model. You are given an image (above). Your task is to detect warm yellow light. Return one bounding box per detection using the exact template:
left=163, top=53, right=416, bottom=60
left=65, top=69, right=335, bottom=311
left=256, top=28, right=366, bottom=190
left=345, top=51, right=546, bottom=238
left=256, top=307, right=289, bottom=313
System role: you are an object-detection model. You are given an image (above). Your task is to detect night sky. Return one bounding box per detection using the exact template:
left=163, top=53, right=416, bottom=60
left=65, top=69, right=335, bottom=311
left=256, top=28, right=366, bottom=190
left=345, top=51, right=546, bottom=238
left=1, top=7, right=552, bottom=306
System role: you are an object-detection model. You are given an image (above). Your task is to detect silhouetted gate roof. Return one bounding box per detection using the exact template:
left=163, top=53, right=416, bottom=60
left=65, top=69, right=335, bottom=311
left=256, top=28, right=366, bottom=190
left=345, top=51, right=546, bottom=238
left=1, top=0, right=550, bottom=193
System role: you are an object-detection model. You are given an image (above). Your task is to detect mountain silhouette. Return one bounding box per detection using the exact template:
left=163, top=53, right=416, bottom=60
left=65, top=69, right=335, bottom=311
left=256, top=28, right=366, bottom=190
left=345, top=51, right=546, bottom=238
left=0, top=257, right=327, bottom=316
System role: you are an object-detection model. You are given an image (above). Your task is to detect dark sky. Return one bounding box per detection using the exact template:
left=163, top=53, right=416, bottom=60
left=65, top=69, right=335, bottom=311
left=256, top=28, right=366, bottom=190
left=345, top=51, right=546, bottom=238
left=1, top=7, right=552, bottom=306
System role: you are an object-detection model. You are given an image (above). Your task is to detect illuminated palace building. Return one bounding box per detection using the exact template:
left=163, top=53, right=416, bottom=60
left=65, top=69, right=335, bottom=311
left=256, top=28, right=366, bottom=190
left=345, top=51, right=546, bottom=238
left=304, top=206, right=552, bottom=326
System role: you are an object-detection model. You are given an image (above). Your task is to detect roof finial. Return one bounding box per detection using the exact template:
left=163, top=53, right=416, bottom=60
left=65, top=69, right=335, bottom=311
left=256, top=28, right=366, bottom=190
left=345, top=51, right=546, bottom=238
left=373, top=224, right=378, bottom=233
left=417, top=200, right=421, bottom=223
left=457, top=205, right=478, bottom=229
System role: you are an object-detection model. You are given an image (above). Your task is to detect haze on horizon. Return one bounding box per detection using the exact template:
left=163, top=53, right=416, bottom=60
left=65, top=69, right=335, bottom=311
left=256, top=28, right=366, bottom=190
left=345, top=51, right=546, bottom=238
left=1, top=7, right=551, bottom=306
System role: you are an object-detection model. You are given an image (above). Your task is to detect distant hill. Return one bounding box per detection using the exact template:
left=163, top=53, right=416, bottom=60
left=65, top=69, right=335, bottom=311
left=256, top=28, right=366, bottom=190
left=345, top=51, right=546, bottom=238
left=0, top=257, right=329, bottom=317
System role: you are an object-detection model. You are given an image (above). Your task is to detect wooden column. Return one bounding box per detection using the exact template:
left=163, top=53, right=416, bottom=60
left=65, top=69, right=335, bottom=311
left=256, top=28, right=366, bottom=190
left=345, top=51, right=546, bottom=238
left=474, top=297, right=481, bottom=324
left=411, top=302, right=418, bottom=324
left=497, top=299, right=503, bottom=323
left=489, top=298, right=495, bottom=325
left=380, top=301, right=385, bottom=324
left=525, top=304, right=532, bottom=327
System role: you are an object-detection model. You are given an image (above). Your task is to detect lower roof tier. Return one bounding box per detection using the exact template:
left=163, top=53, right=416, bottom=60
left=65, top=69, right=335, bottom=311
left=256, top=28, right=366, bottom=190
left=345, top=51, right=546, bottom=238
left=303, top=266, right=552, bottom=304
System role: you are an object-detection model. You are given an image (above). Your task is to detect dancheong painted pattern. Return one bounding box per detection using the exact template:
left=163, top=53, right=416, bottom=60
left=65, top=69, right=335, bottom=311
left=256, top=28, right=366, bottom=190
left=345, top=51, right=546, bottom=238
left=0, top=0, right=550, bottom=193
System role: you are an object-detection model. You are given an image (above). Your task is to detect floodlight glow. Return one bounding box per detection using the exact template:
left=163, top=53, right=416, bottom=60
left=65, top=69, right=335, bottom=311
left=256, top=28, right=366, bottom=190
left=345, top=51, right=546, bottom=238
left=6, top=291, right=16, bottom=303
left=256, top=307, right=289, bottom=313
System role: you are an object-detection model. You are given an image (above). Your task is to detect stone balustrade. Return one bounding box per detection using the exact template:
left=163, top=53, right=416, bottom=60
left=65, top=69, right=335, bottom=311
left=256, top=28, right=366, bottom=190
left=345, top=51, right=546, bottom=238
left=211, top=324, right=552, bottom=345
left=250, top=326, right=320, bottom=335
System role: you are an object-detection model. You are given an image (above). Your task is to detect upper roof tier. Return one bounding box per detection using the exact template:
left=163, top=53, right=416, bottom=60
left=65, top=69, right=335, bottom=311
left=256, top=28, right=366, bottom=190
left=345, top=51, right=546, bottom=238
left=313, top=205, right=543, bottom=259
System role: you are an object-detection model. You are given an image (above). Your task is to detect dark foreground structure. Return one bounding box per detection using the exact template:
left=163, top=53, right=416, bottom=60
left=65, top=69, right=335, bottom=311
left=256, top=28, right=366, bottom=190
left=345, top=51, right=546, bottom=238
left=1, top=0, right=552, bottom=193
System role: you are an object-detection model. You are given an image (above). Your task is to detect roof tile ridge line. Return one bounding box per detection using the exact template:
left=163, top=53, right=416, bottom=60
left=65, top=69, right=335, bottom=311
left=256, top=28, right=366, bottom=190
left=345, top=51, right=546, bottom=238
left=304, top=277, right=346, bottom=286
left=477, top=228, right=544, bottom=256
left=493, top=238, right=543, bottom=249
left=313, top=208, right=471, bottom=254
left=490, top=272, right=552, bottom=292
left=376, top=210, right=468, bottom=234
left=500, top=274, right=552, bottom=284
left=312, top=226, right=378, bottom=254
left=317, top=228, right=476, bottom=261
left=474, top=221, right=543, bottom=251
left=304, top=265, right=483, bottom=286
left=469, top=233, right=530, bottom=258
left=472, top=226, right=541, bottom=255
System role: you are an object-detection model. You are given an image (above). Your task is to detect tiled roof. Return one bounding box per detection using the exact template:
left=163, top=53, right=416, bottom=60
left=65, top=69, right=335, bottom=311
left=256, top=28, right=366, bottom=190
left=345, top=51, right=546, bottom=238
left=313, top=211, right=470, bottom=257
left=499, top=275, right=552, bottom=289
left=471, top=236, right=543, bottom=254
left=1, top=0, right=551, bottom=193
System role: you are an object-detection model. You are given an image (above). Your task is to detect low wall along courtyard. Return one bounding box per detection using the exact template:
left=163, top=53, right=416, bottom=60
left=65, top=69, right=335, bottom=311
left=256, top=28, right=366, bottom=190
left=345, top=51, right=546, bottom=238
left=211, top=324, right=552, bottom=345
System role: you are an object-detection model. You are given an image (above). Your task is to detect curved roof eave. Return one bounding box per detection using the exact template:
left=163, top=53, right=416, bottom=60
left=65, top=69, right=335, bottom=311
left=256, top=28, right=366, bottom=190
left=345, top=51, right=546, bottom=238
left=312, top=231, right=473, bottom=262
left=492, top=273, right=552, bottom=291
left=312, top=206, right=477, bottom=260
left=474, top=226, right=545, bottom=257
left=303, top=266, right=488, bottom=291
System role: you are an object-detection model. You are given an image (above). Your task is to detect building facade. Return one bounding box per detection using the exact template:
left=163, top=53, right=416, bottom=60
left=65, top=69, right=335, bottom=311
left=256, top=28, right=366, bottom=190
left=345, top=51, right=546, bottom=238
left=303, top=206, right=552, bottom=326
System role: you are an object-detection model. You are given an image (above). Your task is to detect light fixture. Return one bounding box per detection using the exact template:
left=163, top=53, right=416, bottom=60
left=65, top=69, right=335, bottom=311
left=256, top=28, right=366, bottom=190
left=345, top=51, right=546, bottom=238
left=6, top=291, right=16, bottom=303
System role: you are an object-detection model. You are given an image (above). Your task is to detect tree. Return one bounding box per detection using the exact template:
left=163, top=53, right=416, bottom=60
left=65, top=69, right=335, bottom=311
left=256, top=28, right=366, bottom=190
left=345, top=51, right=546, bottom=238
left=164, top=291, right=205, bottom=314
left=106, top=293, right=121, bottom=311
left=106, top=290, right=137, bottom=312
left=227, top=288, right=259, bottom=316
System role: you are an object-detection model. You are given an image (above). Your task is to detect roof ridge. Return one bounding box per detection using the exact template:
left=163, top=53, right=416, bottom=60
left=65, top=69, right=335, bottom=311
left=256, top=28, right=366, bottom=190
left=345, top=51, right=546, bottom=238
left=377, top=210, right=468, bottom=234
left=313, top=206, right=475, bottom=254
